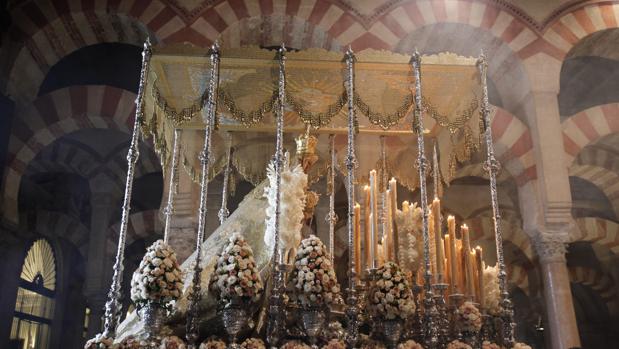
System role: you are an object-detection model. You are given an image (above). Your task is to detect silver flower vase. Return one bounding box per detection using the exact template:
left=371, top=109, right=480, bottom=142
left=301, top=307, right=327, bottom=348
left=382, top=319, right=403, bottom=349
left=221, top=298, right=249, bottom=349
left=138, top=302, right=167, bottom=348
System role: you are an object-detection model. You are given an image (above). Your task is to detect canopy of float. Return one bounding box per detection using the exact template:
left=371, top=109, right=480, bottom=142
left=141, top=45, right=483, bottom=191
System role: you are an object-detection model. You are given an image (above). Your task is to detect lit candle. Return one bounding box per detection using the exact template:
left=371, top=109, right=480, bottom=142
left=475, top=246, right=484, bottom=307
left=369, top=212, right=375, bottom=268
left=456, top=239, right=465, bottom=294
left=447, top=216, right=458, bottom=294
left=461, top=224, right=475, bottom=298
left=389, top=178, right=399, bottom=263
left=364, top=186, right=371, bottom=270
left=354, top=203, right=361, bottom=278
left=384, top=189, right=392, bottom=261
left=444, top=235, right=451, bottom=289
left=428, top=214, right=437, bottom=278
left=370, top=170, right=379, bottom=268
left=432, top=198, right=444, bottom=279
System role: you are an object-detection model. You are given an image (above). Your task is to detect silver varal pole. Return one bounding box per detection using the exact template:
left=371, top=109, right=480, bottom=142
left=477, top=53, right=515, bottom=347
left=101, top=38, right=151, bottom=339
left=326, top=134, right=337, bottom=263
left=266, top=44, right=287, bottom=348
left=411, top=50, right=439, bottom=349
left=218, top=131, right=232, bottom=224
left=344, top=47, right=361, bottom=347
left=186, top=42, right=220, bottom=348
left=163, top=128, right=181, bottom=244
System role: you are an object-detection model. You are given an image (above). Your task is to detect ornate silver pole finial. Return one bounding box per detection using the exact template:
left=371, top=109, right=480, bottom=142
left=266, top=44, right=287, bottom=348
left=186, top=43, right=220, bottom=348
left=411, top=49, right=440, bottom=349
left=326, top=134, right=338, bottom=263
left=477, top=52, right=515, bottom=347
left=100, top=38, right=151, bottom=339
left=218, top=132, right=232, bottom=224
left=163, top=128, right=181, bottom=244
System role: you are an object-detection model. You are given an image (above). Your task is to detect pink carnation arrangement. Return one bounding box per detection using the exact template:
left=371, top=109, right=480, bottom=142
left=240, top=338, right=266, bottom=349
left=289, top=235, right=340, bottom=308
left=368, top=262, right=415, bottom=320
left=117, top=336, right=143, bottom=349
left=280, top=340, right=312, bottom=349
left=209, top=233, right=264, bottom=303
left=130, top=240, right=183, bottom=308
left=397, top=340, right=424, bottom=349
left=322, top=339, right=346, bottom=349
left=446, top=340, right=472, bottom=349
left=456, top=301, right=483, bottom=333
left=199, top=337, right=226, bottom=349
left=160, top=336, right=186, bottom=349
left=84, top=334, right=116, bottom=349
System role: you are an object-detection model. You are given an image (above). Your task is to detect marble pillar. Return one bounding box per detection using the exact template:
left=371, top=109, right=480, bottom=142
left=533, top=231, right=580, bottom=349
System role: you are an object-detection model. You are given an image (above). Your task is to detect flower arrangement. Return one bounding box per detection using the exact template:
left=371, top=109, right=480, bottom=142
left=368, top=261, right=415, bottom=320
left=240, top=338, right=266, bottom=349
left=84, top=334, right=115, bottom=349
left=322, top=339, right=346, bottom=349
left=289, top=234, right=340, bottom=308
left=264, top=152, right=308, bottom=259
left=483, top=264, right=501, bottom=316
left=130, top=240, right=183, bottom=308
left=512, top=343, right=532, bottom=349
left=456, top=301, right=483, bottom=333
left=446, top=340, right=472, bottom=349
left=323, top=321, right=345, bottom=340
left=360, top=339, right=386, bottom=349
left=280, top=340, right=311, bottom=349
left=395, top=203, right=422, bottom=272
left=160, top=336, right=187, bottom=349
left=199, top=337, right=227, bottom=349
left=209, top=232, right=264, bottom=303
left=397, top=340, right=424, bottom=349
left=482, top=341, right=502, bottom=349
left=117, top=336, right=143, bottom=349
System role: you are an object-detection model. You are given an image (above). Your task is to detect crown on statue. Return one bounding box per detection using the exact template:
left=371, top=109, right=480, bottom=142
left=295, top=132, right=318, bottom=157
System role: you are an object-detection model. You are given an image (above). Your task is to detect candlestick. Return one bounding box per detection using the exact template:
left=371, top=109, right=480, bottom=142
left=370, top=170, right=379, bottom=268
left=389, top=178, right=399, bottom=263
left=456, top=239, right=465, bottom=294
left=428, top=214, right=437, bottom=279
left=462, top=224, right=475, bottom=298
left=384, top=189, right=392, bottom=261
left=432, top=198, right=444, bottom=280
left=475, top=246, right=484, bottom=307
left=448, top=216, right=458, bottom=294
left=364, top=186, right=371, bottom=270
left=354, top=203, right=362, bottom=278
left=444, top=235, right=451, bottom=290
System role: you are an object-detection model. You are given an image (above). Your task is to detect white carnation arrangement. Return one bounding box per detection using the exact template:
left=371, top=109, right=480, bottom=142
left=512, top=343, right=532, bottom=349
left=281, top=340, right=312, bottom=349
left=369, top=262, right=416, bottom=320
left=482, top=341, right=501, bottom=349
left=322, top=339, right=346, bottom=349
left=395, top=203, right=422, bottom=272
left=456, top=301, right=483, bottom=333
left=130, top=240, right=183, bottom=308
left=160, top=336, right=187, bottom=349
left=240, top=338, right=266, bottom=349
left=84, top=334, right=116, bottom=349
left=209, top=233, right=264, bottom=303
left=397, top=340, right=424, bottom=349
left=264, top=152, right=308, bottom=260
left=446, top=340, right=472, bottom=349
left=290, top=234, right=341, bottom=308
left=199, top=337, right=226, bottom=349
left=483, top=264, right=501, bottom=316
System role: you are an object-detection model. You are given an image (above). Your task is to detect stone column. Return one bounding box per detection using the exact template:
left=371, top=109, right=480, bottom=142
left=522, top=53, right=581, bottom=349
left=533, top=230, right=580, bottom=349
left=84, top=175, right=117, bottom=338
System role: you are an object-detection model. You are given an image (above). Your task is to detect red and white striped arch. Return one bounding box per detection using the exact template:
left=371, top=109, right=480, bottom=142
left=563, top=103, right=619, bottom=166
left=569, top=165, right=619, bottom=215
left=543, top=2, right=619, bottom=60
left=2, top=85, right=137, bottom=224
left=572, top=217, right=619, bottom=254
left=35, top=209, right=90, bottom=257
left=106, top=209, right=163, bottom=255
left=568, top=266, right=618, bottom=313
left=465, top=214, right=534, bottom=262
left=506, top=264, right=530, bottom=295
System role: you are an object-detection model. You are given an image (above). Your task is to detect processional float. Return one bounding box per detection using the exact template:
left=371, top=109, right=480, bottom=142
left=85, top=39, right=531, bottom=349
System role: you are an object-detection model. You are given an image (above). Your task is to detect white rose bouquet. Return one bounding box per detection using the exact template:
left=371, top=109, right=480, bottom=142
left=397, top=340, right=424, bottom=349
left=160, top=336, right=187, bottom=349
left=512, top=343, right=532, bottom=349
left=322, top=339, right=346, bottom=349
left=199, top=337, right=226, bottom=349
left=456, top=301, right=483, bottom=333
left=482, top=341, right=502, bottom=349
left=209, top=233, right=264, bottom=303
left=84, top=333, right=116, bottom=349
left=483, top=264, right=501, bottom=316
left=289, top=234, right=341, bottom=308
left=130, top=240, right=183, bottom=308
left=368, top=262, right=415, bottom=320
left=281, top=341, right=311, bottom=349
left=240, top=338, right=266, bottom=349
left=446, top=340, right=472, bottom=349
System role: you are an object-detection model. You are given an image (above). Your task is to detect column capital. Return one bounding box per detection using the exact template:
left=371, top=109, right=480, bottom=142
left=532, top=229, right=570, bottom=263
